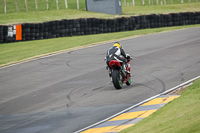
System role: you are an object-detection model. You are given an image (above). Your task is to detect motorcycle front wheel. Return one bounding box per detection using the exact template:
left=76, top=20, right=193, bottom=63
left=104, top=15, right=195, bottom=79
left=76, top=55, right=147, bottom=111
left=112, top=70, right=123, bottom=89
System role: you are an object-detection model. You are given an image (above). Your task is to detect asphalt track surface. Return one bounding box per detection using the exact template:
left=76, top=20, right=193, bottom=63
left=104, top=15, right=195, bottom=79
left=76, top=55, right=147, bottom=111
left=0, top=27, right=200, bottom=133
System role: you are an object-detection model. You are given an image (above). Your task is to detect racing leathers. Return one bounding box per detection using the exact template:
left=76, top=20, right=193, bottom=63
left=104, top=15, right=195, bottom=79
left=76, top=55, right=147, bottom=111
left=105, top=46, right=130, bottom=76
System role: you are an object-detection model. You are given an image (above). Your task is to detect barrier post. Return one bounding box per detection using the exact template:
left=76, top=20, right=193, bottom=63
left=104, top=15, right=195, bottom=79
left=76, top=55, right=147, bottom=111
left=4, top=0, right=7, bottom=14
left=15, top=0, right=19, bottom=12
left=124, top=0, right=126, bottom=6
left=46, top=0, right=49, bottom=10
left=16, top=25, right=22, bottom=41
left=77, top=0, right=79, bottom=9
left=132, top=0, right=135, bottom=6
left=35, top=0, right=38, bottom=11
left=181, top=0, right=184, bottom=3
left=142, top=0, right=145, bottom=5
left=56, top=0, right=59, bottom=10
left=25, top=0, right=28, bottom=12
left=65, top=0, right=68, bottom=8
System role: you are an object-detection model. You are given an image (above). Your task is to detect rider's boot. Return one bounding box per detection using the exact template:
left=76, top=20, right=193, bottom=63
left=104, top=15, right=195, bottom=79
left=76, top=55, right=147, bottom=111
left=125, top=69, right=130, bottom=74
left=123, top=63, right=130, bottom=74
left=106, top=66, right=112, bottom=77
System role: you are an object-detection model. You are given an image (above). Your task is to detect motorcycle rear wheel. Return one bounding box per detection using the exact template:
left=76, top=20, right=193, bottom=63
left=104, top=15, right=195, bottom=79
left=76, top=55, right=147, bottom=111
left=112, top=70, right=123, bottom=89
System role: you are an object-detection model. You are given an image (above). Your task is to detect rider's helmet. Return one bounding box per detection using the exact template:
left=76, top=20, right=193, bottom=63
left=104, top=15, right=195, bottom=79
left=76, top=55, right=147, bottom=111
left=113, top=42, right=122, bottom=48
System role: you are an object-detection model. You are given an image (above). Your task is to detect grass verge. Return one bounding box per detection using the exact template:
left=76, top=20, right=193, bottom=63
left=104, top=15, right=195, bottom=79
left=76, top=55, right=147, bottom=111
left=0, top=9, right=113, bottom=25
left=0, top=24, right=200, bottom=67
left=123, top=3, right=200, bottom=16
left=120, top=78, right=200, bottom=133
left=0, top=3, right=200, bottom=25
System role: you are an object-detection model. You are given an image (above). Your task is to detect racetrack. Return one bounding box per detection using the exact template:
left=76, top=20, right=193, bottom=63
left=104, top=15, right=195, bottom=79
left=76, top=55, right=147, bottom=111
left=0, top=27, right=200, bottom=133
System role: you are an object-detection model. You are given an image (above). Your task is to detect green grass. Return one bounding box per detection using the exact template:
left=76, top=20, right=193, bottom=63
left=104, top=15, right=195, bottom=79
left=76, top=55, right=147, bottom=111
left=0, top=1, right=200, bottom=66
left=120, top=79, right=200, bottom=133
left=0, top=9, right=113, bottom=25
left=0, top=0, right=86, bottom=13
left=0, top=24, right=200, bottom=66
left=0, top=2, right=200, bottom=25
left=122, top=3, right=200, bottom=15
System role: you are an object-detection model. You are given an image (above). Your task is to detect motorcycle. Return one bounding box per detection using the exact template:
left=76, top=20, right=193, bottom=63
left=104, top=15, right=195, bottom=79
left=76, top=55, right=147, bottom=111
left=108, top=56, right=132, bottom=89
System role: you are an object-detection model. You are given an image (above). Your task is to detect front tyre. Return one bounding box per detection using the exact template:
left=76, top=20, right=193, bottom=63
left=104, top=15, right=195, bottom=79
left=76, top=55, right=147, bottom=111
left=112, top=70, right=123, bottom=89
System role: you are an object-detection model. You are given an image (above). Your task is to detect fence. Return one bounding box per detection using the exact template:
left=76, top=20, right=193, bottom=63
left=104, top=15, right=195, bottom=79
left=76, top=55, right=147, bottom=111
left=0, top=0, right=86, bottom=14
left=121, top=0, right=199, bottom=6
left=1, top=0, right=200, bottom=14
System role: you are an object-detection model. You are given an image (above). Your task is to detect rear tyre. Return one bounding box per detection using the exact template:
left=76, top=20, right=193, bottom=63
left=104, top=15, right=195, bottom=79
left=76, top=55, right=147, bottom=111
left=112, top=70, right=123, bottom=89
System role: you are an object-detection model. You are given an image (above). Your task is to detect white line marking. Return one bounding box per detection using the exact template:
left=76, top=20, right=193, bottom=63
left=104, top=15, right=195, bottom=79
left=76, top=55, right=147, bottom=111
left=74, top=75, right=200, bottom=133
left=1, top=27, right=198, bottom=70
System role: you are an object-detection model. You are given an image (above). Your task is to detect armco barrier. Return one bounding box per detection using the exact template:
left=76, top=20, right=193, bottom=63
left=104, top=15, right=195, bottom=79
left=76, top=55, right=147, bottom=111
left=0, top=12, right=200, bottom=43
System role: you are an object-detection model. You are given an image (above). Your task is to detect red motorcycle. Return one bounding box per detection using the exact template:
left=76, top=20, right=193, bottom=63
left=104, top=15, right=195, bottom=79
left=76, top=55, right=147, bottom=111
left=108, top=56, right=132, bottom=89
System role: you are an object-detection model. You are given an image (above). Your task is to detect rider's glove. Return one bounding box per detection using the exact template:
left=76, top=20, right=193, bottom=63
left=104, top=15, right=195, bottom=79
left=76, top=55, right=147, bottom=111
left=126, top=54, right=130, bottom=59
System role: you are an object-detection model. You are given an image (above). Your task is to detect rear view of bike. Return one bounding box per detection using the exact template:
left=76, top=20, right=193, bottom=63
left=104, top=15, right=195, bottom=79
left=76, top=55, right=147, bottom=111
left=108, top=59, right=131, bottom=89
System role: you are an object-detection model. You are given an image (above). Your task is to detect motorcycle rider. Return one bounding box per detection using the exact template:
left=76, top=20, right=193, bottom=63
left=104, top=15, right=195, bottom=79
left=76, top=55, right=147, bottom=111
left=105, top=42, right=131, bottom=77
